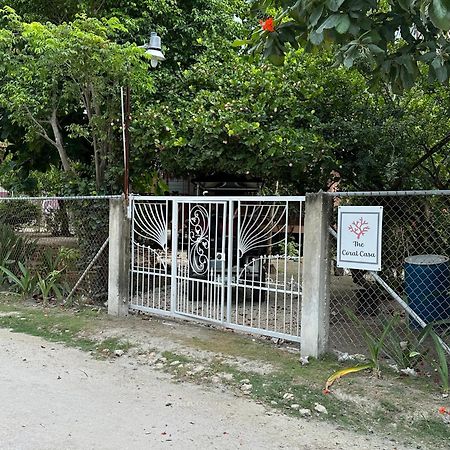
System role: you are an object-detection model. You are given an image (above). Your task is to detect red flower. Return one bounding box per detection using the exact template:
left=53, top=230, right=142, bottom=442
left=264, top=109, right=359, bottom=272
left=438, top=406, right=448, bottom=414
left=260, top=17, right=275, bottom=32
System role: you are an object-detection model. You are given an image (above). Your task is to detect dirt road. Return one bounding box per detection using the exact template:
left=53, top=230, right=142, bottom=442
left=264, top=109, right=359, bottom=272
left=0, top=328, right=407, bottom=450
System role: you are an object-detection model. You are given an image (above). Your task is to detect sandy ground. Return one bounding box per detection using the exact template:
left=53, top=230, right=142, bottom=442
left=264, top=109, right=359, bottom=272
left=0, top=328, right=409, bottom=450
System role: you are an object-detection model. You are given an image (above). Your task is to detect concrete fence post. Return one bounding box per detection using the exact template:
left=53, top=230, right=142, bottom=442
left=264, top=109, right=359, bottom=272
left=108, top=197, right=130, bottom=317
left=300, top=191, right=332, bottom=358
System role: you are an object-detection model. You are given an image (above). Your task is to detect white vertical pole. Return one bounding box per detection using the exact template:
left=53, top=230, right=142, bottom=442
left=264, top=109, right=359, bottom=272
left=226, top=200, right=234, bottom=324
left=170, top=200, right=178, bottom=314
left=220, top=202, right=227, bottom=322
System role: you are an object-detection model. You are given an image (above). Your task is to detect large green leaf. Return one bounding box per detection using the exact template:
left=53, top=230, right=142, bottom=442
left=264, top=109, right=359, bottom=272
left=232, top=39, right=253, bottom=47
left=309, top=30, right=324, bottom=44
left=327, top=0, right=346, bottom=12
left=367, top=44, right=384, bottom=55
left=335, top=15, right=351, bottom=34
left=342, top=44, right=358, bottom=67
left=317, top=14, right=341, bottom=33
left=431, top=57, right=448, bottom=82
left=429, top=0, right=450, bottom=31
left=309, top=5, right=324, bottom=27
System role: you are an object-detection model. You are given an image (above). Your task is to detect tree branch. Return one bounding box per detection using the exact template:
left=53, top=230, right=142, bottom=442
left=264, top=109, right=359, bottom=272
left=23, top=106, right=56, bottom=147
left=392, top=131, right=450, bottom=189
left=409, top=131, right=450, bottom=173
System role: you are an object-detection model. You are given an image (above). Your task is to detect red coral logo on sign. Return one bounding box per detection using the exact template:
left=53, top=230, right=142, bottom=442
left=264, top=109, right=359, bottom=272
left=348, top=217, right=370, bottom=239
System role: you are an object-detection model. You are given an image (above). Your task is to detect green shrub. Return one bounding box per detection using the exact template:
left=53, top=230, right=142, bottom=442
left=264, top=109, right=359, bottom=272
left=0, top=200, right=40, bottom=231
left=0, top=223, right=37, bottom=286
left=0, top=262, right=37, bottom=299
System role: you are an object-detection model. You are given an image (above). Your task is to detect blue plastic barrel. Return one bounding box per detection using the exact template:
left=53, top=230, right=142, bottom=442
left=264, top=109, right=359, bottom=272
left=404, top=255, right=450, bottom=328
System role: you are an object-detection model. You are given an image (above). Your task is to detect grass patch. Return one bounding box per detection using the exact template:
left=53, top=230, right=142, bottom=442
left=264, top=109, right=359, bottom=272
left=162, top=353, right=374, bottom=432
left=413, top=418, right=450, bottom=444
left=161, top=350, right=193, bottom=364
left=96, top=337, right=132, bottom=354
left=0, top=300, right=131, bottom=356
left=160, top=349, right=450, bottom=448
left=379, top=399, right=398, bottom=413
left=189, top=334, right=293, bottom=365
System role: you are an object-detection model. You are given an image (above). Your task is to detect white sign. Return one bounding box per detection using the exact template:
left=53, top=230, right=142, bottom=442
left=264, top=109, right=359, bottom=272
left=337, top=206, right=383, bottom=271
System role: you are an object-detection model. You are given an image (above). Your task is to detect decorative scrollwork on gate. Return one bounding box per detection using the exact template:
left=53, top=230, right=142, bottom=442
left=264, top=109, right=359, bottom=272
left=134, top=202, right=168, bottom=250
left=189, top=205, right=209, bottom=275
left=238, top=203, right=287, bottom=256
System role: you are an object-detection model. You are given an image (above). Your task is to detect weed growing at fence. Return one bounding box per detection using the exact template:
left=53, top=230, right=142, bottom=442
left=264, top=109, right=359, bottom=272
left=0, top=223, right=36, bottom=285
left=418, top=321, right=450, bottom=394
left=325, top=308, right=450, bottom=395
left=382, top=318, right=423, bottom=370
left=0, top=262, right=37, bottom=299
left=1, top=248, right=77, bottom=303
left=36, top=271, right=64, bottom=305
left=325, top=308, right=399, bottom=392
left=0, top=197, right=111, bottom=305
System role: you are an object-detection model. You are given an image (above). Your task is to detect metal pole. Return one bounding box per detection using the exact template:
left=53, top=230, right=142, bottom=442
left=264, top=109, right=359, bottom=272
left=170, top=200, right=179, bottom=314
left=121, top=86, right=131, bottom=201
left=65, top=237, right=110, bottom=304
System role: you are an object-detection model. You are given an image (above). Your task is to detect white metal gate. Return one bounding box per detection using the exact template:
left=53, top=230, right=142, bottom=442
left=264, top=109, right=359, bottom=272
left=130, top=196, right=305, bottom=342
left=173, top=200, right=227, bottom=322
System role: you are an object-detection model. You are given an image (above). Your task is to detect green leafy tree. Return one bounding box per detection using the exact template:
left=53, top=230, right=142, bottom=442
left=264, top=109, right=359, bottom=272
left=240, top=0, right=450, bottom=92
left=0, top=1, right=246, bottom=194
left=0, top=7, right=153, bottom=190
left=0, top=0, right=80, bottom=23
left=1, top=1, right=449, bottom=195
left=132, top=43, right=450, bottom=192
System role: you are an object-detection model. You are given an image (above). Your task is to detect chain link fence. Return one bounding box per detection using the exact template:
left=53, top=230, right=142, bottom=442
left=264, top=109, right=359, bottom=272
left=327, top=190, right=450, bottom=359
left=0, top=196, right=117, bottom=305
left=3, top=191, right=448, bottom=359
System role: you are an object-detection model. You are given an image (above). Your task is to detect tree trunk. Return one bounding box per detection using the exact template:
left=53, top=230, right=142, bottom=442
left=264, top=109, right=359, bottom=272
left=49, top=109, right=72, bottom=173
